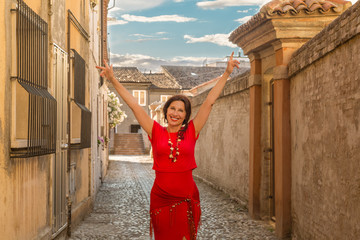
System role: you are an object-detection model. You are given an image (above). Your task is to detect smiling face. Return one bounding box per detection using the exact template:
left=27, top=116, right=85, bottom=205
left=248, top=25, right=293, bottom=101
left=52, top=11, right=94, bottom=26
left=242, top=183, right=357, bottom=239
left=166, top=100, right=186, bottom=130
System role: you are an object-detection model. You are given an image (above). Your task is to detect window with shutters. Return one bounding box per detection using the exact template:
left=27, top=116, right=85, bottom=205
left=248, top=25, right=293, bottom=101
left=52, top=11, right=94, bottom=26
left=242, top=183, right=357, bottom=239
left=70, top=49, right=91, bottom=149
left=10, top=0, right=56, bottom=158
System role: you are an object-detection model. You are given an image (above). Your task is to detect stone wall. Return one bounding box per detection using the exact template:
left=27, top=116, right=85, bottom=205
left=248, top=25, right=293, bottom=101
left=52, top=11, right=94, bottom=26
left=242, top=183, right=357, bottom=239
left=192, top=72, right=250, bottom=204
left=289, top=2, right=360, bottom=239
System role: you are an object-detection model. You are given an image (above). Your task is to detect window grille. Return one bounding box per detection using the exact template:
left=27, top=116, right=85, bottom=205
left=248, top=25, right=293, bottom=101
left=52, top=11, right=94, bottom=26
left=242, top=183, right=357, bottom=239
left=11, top=0, right=56, bottom=158
left=71, top=49, right=91, bottom=149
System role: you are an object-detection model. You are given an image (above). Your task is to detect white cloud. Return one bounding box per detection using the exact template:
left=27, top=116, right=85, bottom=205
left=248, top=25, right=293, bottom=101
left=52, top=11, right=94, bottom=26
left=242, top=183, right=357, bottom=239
left=129, top=38, right=170, bottom=43
left=174, top=0, right=185, bottom=2
left=128, top=33, right=170, bottom=42
left=198, top=0, right=358, bottom=10
left=197, top=0, right=270, bottom=9
left=110, top=52, right=222, bottom=73
left=170, top=56, right=220, bottom=64
left=108, top=19, right=128, bottom=26
left=184, top=33, right=237, bottom=48
left=121, top=14, right=197, bottom=23
left=237, top=9, right=249, bottom=13
left=235, top=16, right=252, bottom=24
left=108, top=7, right=123, bottom=13
left=109, top=0, right=166, bottom=12
left=131, top=34, right=154, bottom=38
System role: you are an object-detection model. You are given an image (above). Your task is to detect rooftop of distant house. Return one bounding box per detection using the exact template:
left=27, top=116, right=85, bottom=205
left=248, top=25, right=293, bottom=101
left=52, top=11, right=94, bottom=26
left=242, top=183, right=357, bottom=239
left=113, top=67, right=151, bottom=83
left=161, top=65, right=249, bottom=90
left=144, top=72, right=181, bottom=90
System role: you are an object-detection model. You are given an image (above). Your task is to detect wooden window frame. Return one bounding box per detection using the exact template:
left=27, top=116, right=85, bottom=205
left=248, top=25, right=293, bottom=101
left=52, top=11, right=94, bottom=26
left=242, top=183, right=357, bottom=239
left=133, top=90, right=146, bottom=106
left=160, top=95, right=171, bottom=102
left=70, top=49, right=91, bottom=149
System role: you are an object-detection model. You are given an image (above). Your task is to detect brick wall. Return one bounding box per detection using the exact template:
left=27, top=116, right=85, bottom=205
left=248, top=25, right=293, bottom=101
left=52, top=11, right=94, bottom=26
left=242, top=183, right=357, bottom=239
left=289, top=2, right=360, bottom=239
left=191, top=72, right=250, bottom=204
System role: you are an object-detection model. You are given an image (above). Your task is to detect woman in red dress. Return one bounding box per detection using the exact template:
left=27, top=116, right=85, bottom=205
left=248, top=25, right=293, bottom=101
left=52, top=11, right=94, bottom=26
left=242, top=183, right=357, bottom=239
left=97, top=52, right=239, bottom=240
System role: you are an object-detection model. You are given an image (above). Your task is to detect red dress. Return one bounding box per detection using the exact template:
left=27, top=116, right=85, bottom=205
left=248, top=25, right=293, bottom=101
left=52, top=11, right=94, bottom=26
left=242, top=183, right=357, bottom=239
left=149, top=120, right=201, bottom=240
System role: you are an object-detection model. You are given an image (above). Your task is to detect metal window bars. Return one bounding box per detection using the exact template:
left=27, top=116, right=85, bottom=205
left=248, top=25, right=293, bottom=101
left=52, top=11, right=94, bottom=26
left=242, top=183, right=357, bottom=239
left=11, top=0, right=56, bottom=158
left=71, top=49, right=91, bottom=149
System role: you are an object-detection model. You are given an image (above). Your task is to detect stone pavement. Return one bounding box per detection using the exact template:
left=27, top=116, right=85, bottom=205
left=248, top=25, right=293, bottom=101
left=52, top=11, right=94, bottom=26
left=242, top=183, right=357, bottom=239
left=69, top=155, right=278, bottom=240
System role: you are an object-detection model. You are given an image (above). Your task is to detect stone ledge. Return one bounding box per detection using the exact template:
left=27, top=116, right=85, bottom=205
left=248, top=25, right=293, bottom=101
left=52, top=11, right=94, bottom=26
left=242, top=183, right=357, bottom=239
left=289, top=1, right=360, bottom=77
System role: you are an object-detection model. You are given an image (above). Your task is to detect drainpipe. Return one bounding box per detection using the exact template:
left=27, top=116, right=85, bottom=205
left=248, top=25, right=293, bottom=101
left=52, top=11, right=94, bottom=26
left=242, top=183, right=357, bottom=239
left=108, top=0, right=116, bottom=10
left=66, top=10, right=72, bottom=237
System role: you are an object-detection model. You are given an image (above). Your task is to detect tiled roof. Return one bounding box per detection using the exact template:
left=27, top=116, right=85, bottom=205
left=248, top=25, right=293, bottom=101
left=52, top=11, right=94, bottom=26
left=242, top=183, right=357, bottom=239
left=161, top=66, right=248, bottom=89
left=263, top=0, right=351, bottom=15
left=113, top=67, right=151, bottom=83
left=229, top=0, right=351, bottom=43
left=144, top=73, right=181, bottom=89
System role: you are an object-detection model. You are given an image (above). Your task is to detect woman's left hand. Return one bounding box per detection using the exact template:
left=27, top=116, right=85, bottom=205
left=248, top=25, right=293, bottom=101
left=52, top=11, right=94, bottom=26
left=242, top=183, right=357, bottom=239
left=225, top=52, right=240, bottom=75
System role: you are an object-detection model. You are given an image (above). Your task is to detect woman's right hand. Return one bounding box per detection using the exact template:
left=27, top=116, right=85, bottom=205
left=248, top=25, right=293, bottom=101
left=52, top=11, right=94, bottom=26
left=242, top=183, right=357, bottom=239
left=225, top=52, right=240, bottom=75
left=96, top=59, right=115, bottom=83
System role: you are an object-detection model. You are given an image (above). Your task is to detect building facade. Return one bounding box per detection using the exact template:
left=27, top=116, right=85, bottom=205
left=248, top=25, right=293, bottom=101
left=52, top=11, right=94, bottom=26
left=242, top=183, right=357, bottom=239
left=192, top=0, right=359, bottom=239
left=0, top=0, right=110, bottom=239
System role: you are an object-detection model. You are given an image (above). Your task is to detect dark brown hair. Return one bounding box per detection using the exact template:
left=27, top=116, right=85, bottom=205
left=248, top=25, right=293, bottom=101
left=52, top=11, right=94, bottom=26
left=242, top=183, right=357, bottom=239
left=163, top=95, right=192, bottom=134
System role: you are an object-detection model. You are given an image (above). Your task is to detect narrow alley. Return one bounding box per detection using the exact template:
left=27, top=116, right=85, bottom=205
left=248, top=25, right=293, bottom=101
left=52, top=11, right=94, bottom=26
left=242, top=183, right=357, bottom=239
left=69, top=155, right=278, bottom=240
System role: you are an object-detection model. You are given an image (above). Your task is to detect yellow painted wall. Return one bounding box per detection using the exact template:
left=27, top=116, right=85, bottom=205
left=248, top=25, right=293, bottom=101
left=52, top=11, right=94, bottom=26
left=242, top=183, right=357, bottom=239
left=15, top=81, right=28, bottom=139
left=66, top=0, right=94, bottom=228
left=1, top=0, right=92, bottom=238
left=1, top=0, right=107, bottom=238
left=0, top=1, right=53, bottom=239
left=73, top=150, right=90, bottom=204
left=0, top=0, right=14, bottom=236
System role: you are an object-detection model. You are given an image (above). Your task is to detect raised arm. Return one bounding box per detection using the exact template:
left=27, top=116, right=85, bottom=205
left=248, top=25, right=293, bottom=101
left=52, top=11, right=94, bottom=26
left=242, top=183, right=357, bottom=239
left=193, top=52, right=240, bottom=135
left=96, top=60, right=154, bottom=137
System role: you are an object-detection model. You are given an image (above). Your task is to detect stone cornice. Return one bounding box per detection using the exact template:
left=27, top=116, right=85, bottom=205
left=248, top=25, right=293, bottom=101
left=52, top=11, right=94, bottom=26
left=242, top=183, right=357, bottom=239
left=289, top=1, right=360, bottom=77
left=229, top=0, right=352, bottom=52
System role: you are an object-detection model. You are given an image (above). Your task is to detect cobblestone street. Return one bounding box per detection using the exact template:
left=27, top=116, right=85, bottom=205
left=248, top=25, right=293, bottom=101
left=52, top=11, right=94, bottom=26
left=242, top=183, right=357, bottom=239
left=69, top=155, right=278, bottom=240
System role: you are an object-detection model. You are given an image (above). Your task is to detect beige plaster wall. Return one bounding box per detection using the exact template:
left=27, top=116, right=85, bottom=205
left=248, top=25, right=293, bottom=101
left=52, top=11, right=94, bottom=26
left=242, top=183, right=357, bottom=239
left=0, top=1, right=52, bottom=239
left=192, top=73, right=250, bottom=203
left=50, top=0, right=66, bottom=49
left=4, top=157, right=52, bottom=240
left=70, top=149, right=92, bottom=225
left=289, top=3, right=360, bottom=239
left=0, top=0, right=104, bottom=238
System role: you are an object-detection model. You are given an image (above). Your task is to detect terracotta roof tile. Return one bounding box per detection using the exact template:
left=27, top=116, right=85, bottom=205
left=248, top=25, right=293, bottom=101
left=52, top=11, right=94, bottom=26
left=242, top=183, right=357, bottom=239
left=113, top=67, right=151, bottom=83
left=229, top=0, right=351, bottom=43
left=144, top=73, right=181, bottom=89
left=162, top=65, right=248, bottom=89
left=262, top=0, right=350, bottom=15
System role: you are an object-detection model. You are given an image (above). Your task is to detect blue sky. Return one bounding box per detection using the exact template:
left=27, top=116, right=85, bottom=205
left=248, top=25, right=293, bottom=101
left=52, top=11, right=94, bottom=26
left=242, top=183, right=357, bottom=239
left=108, top=0, right=358, bottom=73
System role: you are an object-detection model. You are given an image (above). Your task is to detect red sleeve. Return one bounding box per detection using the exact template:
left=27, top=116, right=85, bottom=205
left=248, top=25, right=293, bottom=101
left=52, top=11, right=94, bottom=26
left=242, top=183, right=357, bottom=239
left=188, top=120, right=199, bottom=140
left=148, top=120, right=162, bottom=143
